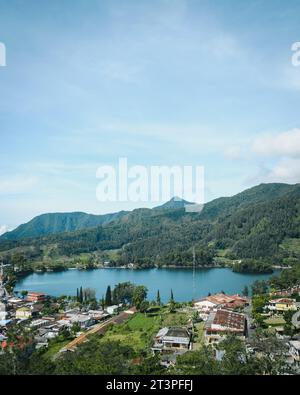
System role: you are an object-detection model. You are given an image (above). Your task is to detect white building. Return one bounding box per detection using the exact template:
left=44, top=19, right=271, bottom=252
left=106, top=305, right=119, bottom=315
left=193, top=299, right=219, bottom=313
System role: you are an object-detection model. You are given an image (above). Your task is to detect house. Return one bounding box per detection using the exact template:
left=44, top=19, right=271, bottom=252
left=31, top=303, right=44, bottom=317
left=16, top=306, right=32, bottom=320
left=272, top=285, right=300, bottom=298
left=106, top=305, right=119, bottom=315
left=30, top=319, right=49, bottom=329
left=26, top=292, right=47, bottom=303
left=289, top=340, right=300, bottom=362
left=152, top=327, right=192, bottom=353
left=67, top=313, right=95, bottom=329
left=205, top=309, right=246, bottom=344
left=266, top=298, right=297, bottom=312
left=88, top=310, right=110, bottom=321
left=193, top=293, right=248, bottom=319
left=193, top=298, right=219, bottom=314
left=7, top=297, right=23, bottom=307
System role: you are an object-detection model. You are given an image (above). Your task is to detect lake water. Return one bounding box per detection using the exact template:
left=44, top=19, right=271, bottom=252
left=15, top=268, right=279, bottom=303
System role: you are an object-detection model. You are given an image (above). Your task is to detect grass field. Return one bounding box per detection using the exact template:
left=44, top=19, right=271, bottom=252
left=264, top=316, right=286, bottom=326
left=99, top=308, right=190, bottom=352
left=42, top=339, right=70, bottom=360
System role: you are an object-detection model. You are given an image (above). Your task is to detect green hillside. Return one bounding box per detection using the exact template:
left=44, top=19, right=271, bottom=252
left=0, top=183, right=299, bottom=271
left=0, top=210, right=129, bottom=240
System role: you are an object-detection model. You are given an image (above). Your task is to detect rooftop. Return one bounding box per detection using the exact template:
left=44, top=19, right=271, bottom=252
left=195, top=293, right=247, bottom=306
left=269, top=298, right=295, bottom=304
left=165, top=327, right=190, bottom=339
left=206, top=309, right=246, bottom=332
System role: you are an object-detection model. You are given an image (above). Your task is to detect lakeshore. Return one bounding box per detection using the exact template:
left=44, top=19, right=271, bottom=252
left=15, top=267, right=279, bottom=303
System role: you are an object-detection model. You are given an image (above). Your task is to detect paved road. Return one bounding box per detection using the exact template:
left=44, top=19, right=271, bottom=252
left=244, top=301, right=255, bottom=338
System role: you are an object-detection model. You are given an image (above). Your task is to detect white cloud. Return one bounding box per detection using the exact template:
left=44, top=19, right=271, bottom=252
left=265, top=158, right=300, bottom=183
left=0, top=176, right=38, bottom=195
left=0, top=225, right=9, bottom=236
left=248, top=158, right=300, bottom=185
left=252, top=128, right=300, bottom=158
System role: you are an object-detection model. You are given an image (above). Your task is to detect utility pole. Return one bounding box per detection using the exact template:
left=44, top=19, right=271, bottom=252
left=192, top=246, right=196, bottom=301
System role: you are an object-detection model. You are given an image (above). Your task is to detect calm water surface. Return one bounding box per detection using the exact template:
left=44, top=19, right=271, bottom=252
left=15, top=268, right=279, bottom=303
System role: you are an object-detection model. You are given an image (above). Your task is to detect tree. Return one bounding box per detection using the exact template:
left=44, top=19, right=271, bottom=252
left=83, top=288, right=96, bottom=303
left=132, top=286, right=148, bottom=310
left=105, top=285, right=112, bottom=306
left=112, top=282, right=135, bottom=305
left=156, top=290, right=161, bottom=306
left=251, top=280, right=268, bottom=295
left=242, top=286, right=249, bottom=297
left=100, top=295, right=105, bottom=311
left=55, top=339, right=135, bottom=375
left=191, top=310, right=199, bottom=323
left=140, top=300, right=150, bottom=314
left=169, top=289, right=176, bottom=313
left=249, top=333, right=293, bottom=375
left=79, top=286, right=83, bottom=304
left=175, top=345, right=220, bottom=375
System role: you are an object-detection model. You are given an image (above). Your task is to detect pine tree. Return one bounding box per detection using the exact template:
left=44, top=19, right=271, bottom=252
left=105, top=285, right=112, bottom=306
left=156, top=290, right=161, bottom=306
left=79, top=286, right=83, bottom=304
left=76, top=288, right=79, bottom=302
left=170, top=289, right=174, bottom=302
left=169, top=289, right=175, bottom=313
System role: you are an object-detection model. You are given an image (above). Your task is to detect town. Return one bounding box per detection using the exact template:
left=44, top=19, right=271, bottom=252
left=1, top=262, right=300, bottom=374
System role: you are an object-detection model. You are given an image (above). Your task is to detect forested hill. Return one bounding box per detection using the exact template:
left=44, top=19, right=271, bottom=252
left=0, top=183, right=299, bottom=269
left=0, top=210, right=129, bottom=240
left=1, top=183, right=293, bottom=241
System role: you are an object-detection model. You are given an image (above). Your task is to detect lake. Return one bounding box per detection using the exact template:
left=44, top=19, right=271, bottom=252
left=15, top=268, right=279, bottom=303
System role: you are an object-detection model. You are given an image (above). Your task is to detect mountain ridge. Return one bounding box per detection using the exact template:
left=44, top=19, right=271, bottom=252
left=1, top=182, right=299, bottom=245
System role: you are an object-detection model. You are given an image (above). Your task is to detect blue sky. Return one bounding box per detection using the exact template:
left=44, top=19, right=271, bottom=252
left=1, top=0, right=300, bottom=231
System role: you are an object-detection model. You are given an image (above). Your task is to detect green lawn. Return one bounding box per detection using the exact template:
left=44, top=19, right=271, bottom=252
left=99, top=308, right=190, bottom=352
left=42, top=339, right=71, bottom=360
left=99, top=311, right=162, bottom=351
left=264, top=316, right=286, bottom=326
left=161, top=311, right=189, bottom=327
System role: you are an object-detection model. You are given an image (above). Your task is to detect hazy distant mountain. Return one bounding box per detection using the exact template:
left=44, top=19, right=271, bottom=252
left=154, top=196, right=194, bottom=210
left=0, top=197, right=193, bottom=241
left=0, top=210, right=129, bottom=240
